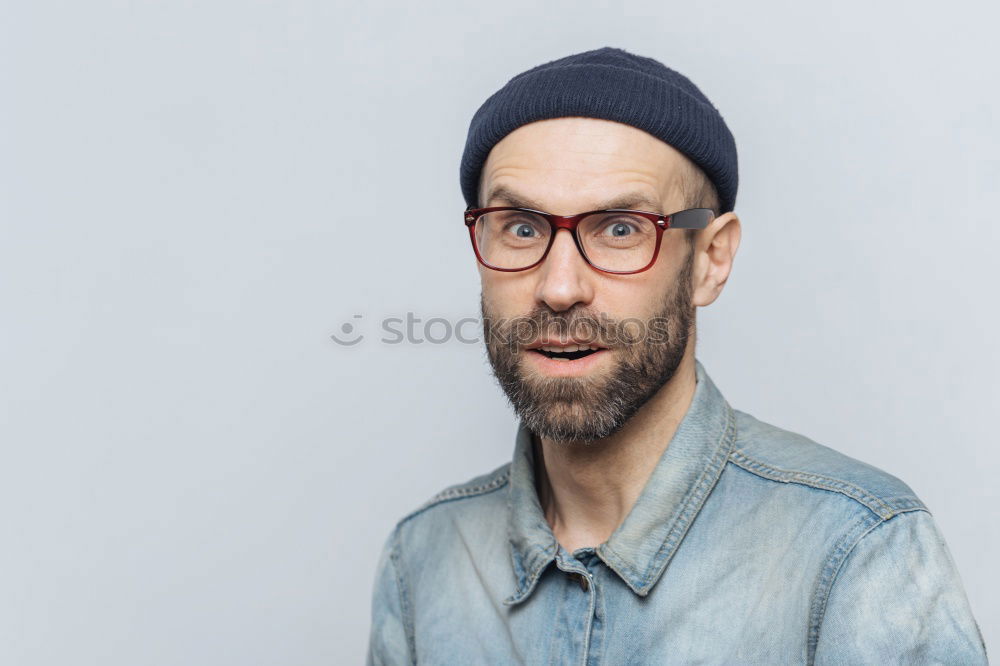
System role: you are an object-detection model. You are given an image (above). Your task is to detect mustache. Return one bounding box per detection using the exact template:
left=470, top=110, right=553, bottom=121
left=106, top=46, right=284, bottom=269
left=482, top=307, right=672, bottom=350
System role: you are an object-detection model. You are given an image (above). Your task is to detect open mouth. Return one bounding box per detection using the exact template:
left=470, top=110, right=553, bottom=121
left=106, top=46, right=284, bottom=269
left=530, top=344, right=605, bottom=361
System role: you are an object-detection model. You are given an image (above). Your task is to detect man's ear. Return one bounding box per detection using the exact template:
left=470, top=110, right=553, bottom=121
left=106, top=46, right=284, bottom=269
left=691, top=212, right=741, bottom=308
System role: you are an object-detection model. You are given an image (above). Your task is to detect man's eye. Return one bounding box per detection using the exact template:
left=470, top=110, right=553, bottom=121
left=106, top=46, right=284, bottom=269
left=508, top=222, right=540, bottom=238
left=601, top=221, right=637, bottom=237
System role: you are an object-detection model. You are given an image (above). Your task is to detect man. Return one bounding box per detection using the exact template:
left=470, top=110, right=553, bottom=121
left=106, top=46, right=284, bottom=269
left=366, top=47, right=988, bottom=664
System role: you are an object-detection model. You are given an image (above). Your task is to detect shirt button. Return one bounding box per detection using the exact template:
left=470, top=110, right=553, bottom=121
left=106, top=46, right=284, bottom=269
left=572, top=572, right=590, bottom=591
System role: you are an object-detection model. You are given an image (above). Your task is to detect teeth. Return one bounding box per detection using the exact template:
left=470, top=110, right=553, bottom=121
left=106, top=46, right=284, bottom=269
left=538, top=344, right=602, bottom=353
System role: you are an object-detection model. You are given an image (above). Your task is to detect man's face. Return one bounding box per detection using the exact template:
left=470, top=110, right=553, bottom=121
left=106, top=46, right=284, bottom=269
left=478, top=117, right=700, bottom=444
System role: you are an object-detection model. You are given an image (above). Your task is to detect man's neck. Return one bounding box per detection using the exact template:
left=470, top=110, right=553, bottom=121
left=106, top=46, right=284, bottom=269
left=533, top=354, right=698, bottom=556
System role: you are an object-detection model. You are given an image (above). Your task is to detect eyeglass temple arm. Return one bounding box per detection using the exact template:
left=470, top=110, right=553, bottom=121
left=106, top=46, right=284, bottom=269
left=665, top=208, right=714, bottom=229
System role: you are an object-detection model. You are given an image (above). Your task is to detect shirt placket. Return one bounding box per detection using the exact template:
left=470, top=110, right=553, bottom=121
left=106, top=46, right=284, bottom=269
left=553, top=545, right=605, bottom=666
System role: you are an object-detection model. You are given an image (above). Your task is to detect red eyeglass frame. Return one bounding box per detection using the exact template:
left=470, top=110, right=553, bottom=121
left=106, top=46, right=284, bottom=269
left=463, top=206, right=714, bottom=275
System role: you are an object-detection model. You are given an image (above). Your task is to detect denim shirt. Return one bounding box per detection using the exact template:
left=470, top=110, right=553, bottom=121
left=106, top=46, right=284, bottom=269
left=367, top=359, right=988, bottom=665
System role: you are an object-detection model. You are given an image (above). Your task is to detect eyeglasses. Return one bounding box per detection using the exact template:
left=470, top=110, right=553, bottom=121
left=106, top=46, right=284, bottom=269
left=463, top=206, right=713, bottom=274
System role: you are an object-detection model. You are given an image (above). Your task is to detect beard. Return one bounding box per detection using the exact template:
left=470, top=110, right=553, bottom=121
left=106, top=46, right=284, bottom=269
left=481, top=246, right=695, bottom=444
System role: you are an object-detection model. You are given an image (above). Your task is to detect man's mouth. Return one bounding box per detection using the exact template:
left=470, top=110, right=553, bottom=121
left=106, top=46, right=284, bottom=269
left=521, top=340, right=610, bottom=377
left=528, top=343, right=607, bottom=361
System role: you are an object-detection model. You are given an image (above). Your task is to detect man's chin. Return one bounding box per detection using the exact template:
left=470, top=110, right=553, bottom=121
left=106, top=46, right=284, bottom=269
left=510, top=376, right=627, bottom=443
left=522, top=406, right=626, bottom=443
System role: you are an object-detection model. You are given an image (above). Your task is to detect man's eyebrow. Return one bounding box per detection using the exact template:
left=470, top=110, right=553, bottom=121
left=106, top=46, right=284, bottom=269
left=485, top=185, right=662, bottom=213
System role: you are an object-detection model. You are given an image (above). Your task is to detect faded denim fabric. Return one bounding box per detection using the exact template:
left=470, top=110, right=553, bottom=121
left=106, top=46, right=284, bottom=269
left=366, top=359, right=988, bottom=665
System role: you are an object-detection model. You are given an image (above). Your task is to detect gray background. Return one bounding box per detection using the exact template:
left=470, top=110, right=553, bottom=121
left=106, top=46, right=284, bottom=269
left=2, top=1, right=996, bottom=664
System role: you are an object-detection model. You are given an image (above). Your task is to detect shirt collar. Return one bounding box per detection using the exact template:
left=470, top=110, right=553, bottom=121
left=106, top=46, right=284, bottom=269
left=503, top=358, right=737, bottom=606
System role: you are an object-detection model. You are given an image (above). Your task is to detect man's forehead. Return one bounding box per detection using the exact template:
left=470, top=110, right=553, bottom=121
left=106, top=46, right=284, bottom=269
left=479, top=122, right=692, bottom=212
left=483, top=183, right=665, bottom=213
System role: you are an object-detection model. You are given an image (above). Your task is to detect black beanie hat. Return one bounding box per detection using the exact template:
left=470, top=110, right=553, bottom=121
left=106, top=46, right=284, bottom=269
left=459, top=47, right=738, bottom=214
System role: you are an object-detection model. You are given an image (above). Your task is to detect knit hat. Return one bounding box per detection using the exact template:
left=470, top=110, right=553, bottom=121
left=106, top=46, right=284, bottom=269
left=459, top=47, right=738, bottom=214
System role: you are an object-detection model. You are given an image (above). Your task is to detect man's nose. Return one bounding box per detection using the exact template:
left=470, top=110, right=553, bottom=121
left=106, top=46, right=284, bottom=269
left=533, top=230, right=595, bottom=313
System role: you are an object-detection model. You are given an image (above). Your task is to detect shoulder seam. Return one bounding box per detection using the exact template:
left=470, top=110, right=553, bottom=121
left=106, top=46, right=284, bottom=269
left=398, top=464, right=512, bottom=526
left=805, top=508, right=929, bottom=664
left=728, top=449, right=926, bottom=520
